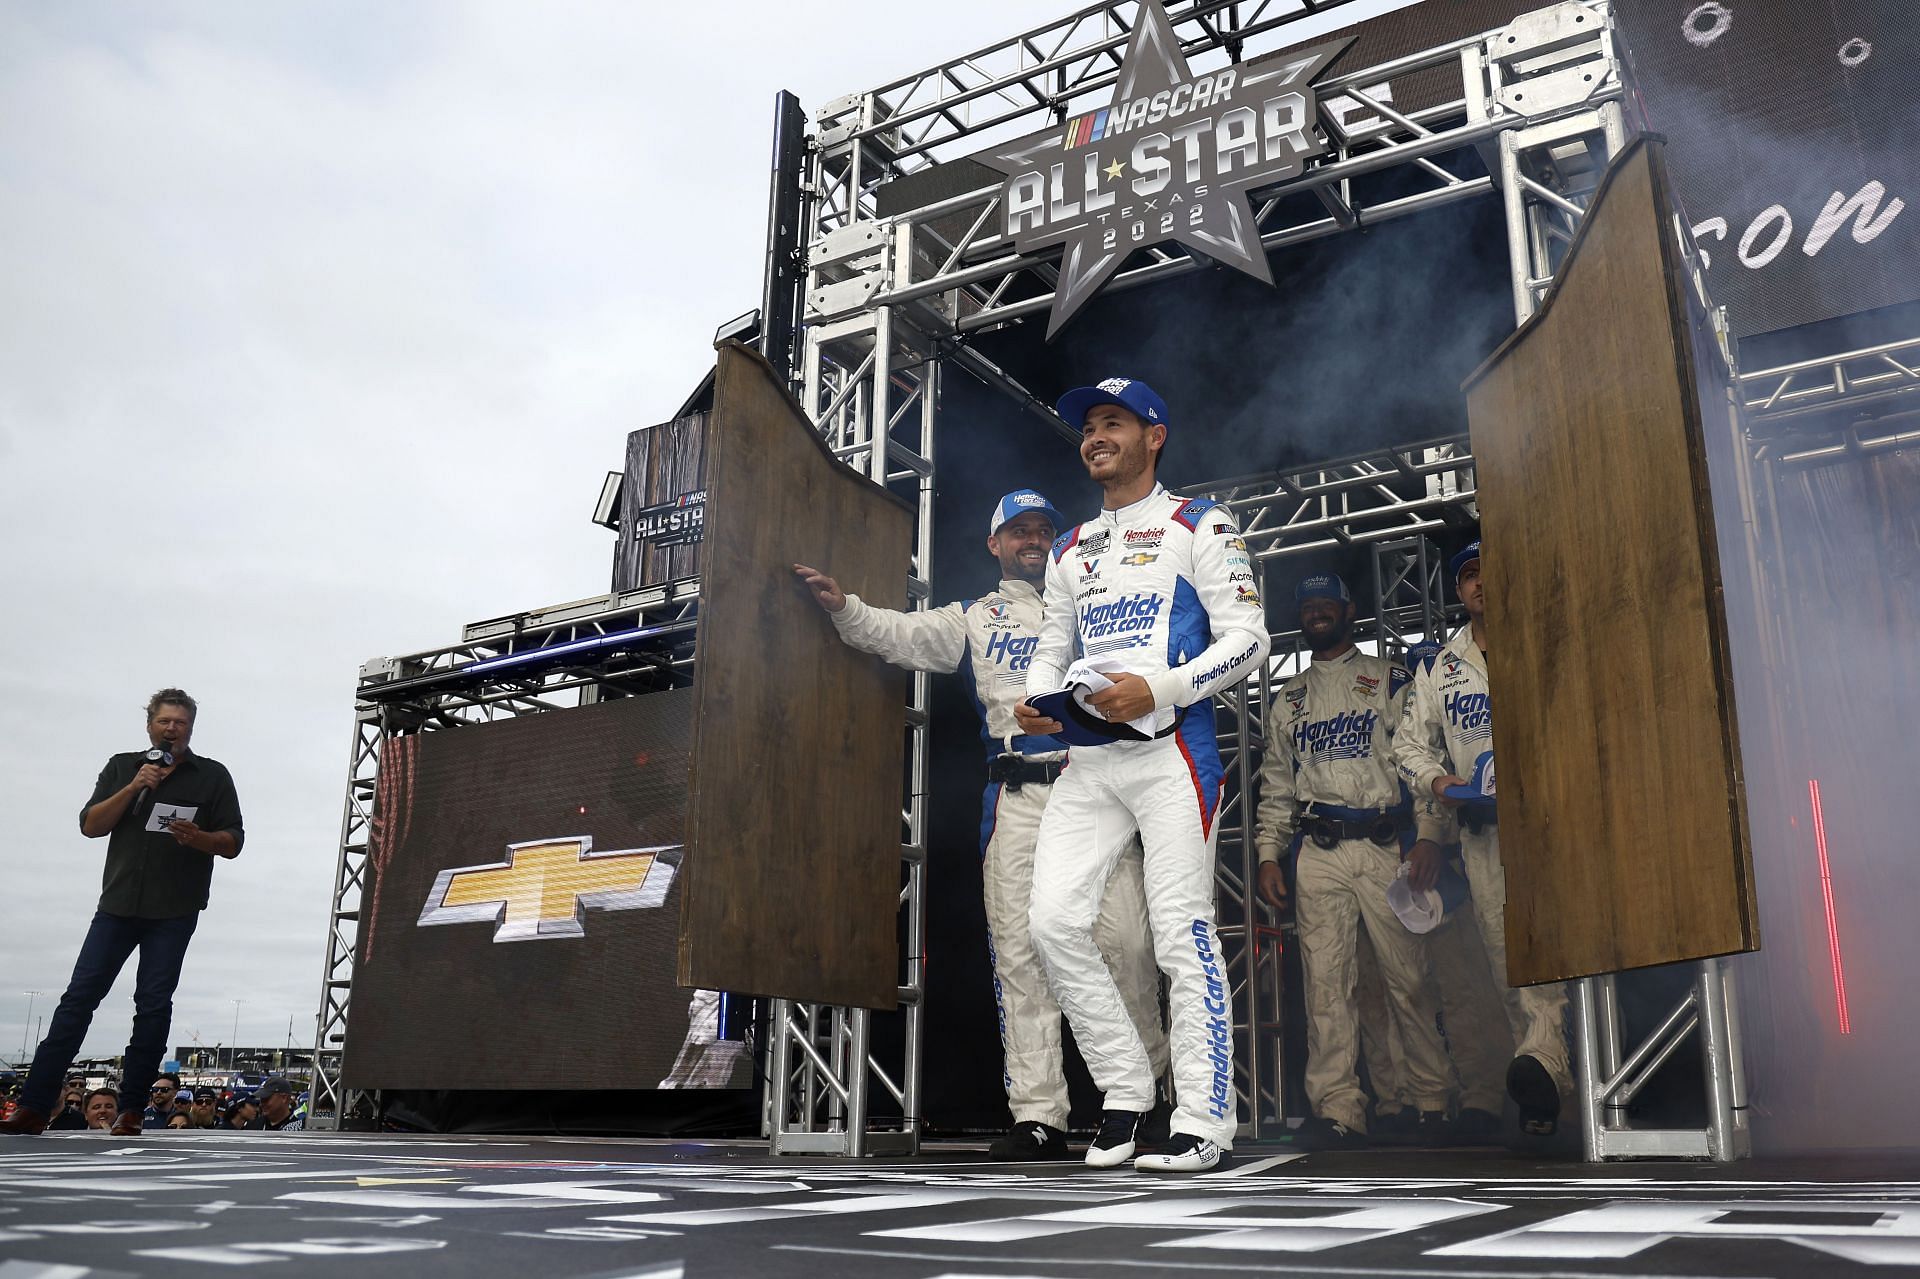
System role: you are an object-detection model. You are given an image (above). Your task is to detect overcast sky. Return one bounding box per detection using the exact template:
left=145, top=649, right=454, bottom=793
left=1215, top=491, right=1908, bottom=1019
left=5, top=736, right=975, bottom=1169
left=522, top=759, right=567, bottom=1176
left=0, top=0, right=1409, bottom=1068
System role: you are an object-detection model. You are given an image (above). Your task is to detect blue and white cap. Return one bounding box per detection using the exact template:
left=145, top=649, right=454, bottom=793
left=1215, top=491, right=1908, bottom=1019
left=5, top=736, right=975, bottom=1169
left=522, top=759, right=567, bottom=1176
left=1449, top=540, right=1482, bottom=580
left=1294, top=572, right=1350, bottom=605
left=1055, top=377, right=1171, bottom=429
left=1387, top=861, right=1473, bottom=935
left=1404, top=638, right=1443, bottom=673
left=989, top=489, right=1066, bottom=538
left=1442, top=749, right=1496, bottom=804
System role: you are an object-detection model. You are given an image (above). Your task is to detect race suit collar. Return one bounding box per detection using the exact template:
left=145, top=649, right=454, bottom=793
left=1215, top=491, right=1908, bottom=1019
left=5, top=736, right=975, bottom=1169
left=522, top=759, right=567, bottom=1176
left=1098, top=482, right=1169, bottom=526
left=1308, top=645, right=1360, bottom=668
left=997, top=577, right=1043, bottom=605
left=1445, top=623, right=1487, bottom=675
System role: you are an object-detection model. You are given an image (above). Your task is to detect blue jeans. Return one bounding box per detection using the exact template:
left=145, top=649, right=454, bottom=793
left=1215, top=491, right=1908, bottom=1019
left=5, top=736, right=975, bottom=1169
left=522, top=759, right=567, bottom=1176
left=23, top=910, right=198, bottom=1115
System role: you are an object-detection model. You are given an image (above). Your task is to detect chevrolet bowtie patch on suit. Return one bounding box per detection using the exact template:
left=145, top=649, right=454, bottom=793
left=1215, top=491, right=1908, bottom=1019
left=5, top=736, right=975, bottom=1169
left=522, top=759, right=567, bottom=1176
left=418, top=836, right=681, bottom=942
left=978, top=0, right=1350, bottom=337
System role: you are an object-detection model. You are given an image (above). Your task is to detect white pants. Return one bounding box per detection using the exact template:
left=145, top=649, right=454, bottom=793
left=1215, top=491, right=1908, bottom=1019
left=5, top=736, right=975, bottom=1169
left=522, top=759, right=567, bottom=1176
left=1462, top=827, right=1571, bottom=1093
left=1295, top=838, right=1451, bottom=1130
left=1029, top=735, right=1236, bottom=1147
left=982, top=779, right=1166, bottom=1129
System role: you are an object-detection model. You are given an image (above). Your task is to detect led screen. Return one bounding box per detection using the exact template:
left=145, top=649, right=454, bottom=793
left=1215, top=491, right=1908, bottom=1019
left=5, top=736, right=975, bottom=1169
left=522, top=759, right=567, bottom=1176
left=341, top=691, right=747, bottom=1091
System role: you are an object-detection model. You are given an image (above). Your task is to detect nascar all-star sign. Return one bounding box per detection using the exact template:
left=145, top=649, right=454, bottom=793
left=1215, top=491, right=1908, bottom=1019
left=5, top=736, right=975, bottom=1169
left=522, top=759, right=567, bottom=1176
left=979, top=1, right=1349, bottom=337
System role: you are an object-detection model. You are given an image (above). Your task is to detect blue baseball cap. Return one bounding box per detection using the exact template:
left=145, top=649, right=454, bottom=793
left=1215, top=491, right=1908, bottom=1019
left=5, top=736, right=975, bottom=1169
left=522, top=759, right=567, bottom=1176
left=1026, top=687, right=1155, bottom=747
left=1055, top=377, right=1171, bottom=430
left=1388, top=861, right=1472, bottom=934
left=1294, top=573, right=1350, bottom=605
left=989, top=489, right=1067, bottom=538
left=1404, top=639, right=1443, bottom=673
left=1449, top=541, right=1481, bottom=580
left=1442, top=749, right=1496, bottom=804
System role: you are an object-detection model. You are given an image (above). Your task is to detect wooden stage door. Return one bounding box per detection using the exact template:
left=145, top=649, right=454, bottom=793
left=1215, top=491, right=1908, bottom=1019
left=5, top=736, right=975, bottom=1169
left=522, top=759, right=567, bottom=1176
left=1463, top=138, right=1759, bottom=985
left=677, top=343, right=915, bottom=1010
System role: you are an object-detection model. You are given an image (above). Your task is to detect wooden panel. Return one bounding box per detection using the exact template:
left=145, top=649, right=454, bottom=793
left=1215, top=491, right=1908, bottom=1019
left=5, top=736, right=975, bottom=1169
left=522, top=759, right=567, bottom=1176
left=1462, top=139, right=1758, bottom=984
left=678, top=342, right=914, bottom=1009
left=612, top=412, right=707, bottom=592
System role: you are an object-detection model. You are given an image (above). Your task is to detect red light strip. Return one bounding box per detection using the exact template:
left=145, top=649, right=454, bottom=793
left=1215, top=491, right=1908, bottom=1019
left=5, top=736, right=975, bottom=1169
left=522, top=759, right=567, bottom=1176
left=1807, top=779, right=1852, bottom=1035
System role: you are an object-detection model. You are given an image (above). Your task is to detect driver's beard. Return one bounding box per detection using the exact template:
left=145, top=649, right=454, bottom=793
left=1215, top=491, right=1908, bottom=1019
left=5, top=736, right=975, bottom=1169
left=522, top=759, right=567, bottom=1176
left=1307, top=617, right=1353, bottom=654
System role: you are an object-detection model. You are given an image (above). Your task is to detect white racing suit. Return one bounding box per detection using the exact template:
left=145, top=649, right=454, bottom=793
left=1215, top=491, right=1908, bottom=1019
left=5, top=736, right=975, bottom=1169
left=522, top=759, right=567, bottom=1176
left=658, top=989, right=750, bottom=1089
left=1394, top=625, right=1571, bottom=1095
left=1026, top=485, right=1270, bottom=1147
left=1252, top=649, right=1452, bottom=1132
left=832, top=578, right=1167, bottom=1130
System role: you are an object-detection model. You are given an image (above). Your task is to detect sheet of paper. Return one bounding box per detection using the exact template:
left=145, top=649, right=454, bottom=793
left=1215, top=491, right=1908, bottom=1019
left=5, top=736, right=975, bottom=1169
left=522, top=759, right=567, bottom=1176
left=145, top=802, right=199, bottom=834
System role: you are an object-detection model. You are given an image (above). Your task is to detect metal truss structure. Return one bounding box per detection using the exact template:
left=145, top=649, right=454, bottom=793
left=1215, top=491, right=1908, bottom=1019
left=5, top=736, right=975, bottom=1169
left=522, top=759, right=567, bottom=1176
left=1574, top=960, right=1750, bottom=1159
left=769, top=332, right=939, bottom=1158
left=785, top=1, right=1622, bottom=1152
left=1741, top=335, right=1920, bottom=439
left=803, top=0, right=1622, bottom=342
left=307, top=583, right=699, bottom=1129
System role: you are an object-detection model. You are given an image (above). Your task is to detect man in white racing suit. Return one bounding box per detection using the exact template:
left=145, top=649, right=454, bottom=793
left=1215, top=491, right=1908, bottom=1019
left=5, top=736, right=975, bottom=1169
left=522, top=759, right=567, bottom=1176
left=1394, top=541, right=1570, bottom=1134
left=1016, top=377, right=1269, bottom=1174
left=795, top=489, right=1167, bottom=1160
left=1252, top=572, right=1453, bottom=1148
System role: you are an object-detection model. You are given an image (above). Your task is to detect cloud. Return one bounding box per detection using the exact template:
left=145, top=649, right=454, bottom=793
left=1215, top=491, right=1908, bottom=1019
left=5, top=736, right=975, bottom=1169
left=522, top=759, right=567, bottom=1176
left=0, top=0, right=1066, bottom=1059
left=0, top=0, right=1419, bottom=1064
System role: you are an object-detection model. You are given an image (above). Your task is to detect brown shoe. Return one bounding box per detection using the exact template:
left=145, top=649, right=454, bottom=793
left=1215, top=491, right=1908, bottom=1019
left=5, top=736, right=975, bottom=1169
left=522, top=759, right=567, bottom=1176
left=0, top=1106, right=50, bottom=1135
left=110, top=1110, right=144, bottom=1136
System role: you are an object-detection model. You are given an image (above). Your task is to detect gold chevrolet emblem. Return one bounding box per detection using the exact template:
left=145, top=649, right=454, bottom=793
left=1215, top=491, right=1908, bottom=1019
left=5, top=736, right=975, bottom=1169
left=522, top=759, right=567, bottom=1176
left=417, top=836, right=680, bottom=943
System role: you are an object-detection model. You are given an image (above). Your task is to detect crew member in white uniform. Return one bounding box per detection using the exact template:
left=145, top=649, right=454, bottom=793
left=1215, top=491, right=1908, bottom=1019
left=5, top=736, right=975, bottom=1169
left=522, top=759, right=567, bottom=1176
left=1394, top=541, right=1570, bottom=1134
left=1016, top=378, right=1269, bottom=1174
left=1253, top=572, right=1453, bottom=1147
left=796, top=490, right=1167, bottom=1160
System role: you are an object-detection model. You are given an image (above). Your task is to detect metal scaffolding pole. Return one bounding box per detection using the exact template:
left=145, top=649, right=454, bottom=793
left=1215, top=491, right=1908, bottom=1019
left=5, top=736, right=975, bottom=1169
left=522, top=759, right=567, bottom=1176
left=771, top=287, right=935, bottom=1156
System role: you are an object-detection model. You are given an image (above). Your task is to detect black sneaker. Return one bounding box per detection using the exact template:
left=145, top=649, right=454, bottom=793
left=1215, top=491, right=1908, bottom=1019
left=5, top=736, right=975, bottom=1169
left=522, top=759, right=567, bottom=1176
left=1452, top=1106, right=1502, bottom=1143
left=1294, top=1116, right=1366, bottom=1150
left=1407, top=1110, right=1452, bottom=1146
left=1085, top=1109, right=1143, bottom=1168
left=1135, top=1131, right=1223, bottom=1173
left=1371, top=1107, right=1415, bottom=1142
left=1507, top=1055, right=1561, bottom=1136
left=1138, top=1079, right=1173, bottom=1148
left=987, top=1121, right=1070, bottom=1161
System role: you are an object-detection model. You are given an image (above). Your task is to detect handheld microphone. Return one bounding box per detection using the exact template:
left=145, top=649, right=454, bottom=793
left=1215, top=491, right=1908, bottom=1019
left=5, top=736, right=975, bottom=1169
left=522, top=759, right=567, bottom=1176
left=133, top=748, right=175, bottom=815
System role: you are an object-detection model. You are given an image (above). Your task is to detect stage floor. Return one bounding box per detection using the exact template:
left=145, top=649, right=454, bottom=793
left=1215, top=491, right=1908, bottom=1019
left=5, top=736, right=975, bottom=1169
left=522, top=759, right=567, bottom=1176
left=2, top=1132, right=1917, bottom=1277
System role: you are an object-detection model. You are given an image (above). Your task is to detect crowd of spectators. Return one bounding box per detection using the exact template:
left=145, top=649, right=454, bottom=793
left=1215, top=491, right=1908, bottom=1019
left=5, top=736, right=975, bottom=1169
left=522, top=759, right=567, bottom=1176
left=1, top=1071, right=306, bottom=1132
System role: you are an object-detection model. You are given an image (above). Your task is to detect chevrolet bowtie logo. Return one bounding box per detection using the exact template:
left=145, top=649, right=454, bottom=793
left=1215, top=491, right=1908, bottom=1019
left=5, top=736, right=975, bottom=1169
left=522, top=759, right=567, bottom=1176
left=417, top=836, right=681, bottom=943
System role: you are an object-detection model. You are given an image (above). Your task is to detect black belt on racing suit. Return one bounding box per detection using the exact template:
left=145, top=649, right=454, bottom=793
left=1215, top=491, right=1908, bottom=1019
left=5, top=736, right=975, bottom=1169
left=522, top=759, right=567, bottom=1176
left=988, top=755, right=1068, bottom=792
left=1301, top=801, right=1412, bottom=850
